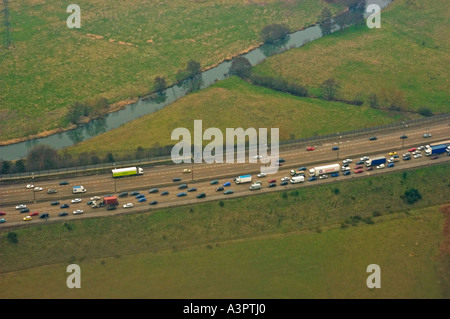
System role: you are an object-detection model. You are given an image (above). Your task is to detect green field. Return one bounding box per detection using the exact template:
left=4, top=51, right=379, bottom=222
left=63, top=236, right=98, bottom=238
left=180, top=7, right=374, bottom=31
left=252, top=0, right=450, bottom=113
left=64, top=76, right=408, bottom=157
left=0, top=0, right=342, bottom=142
left=0, top=164, right=448, bottom=298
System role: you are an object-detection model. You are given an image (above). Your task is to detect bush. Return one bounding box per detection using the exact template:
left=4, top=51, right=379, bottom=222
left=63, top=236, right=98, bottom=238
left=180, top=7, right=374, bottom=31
left=260, top=24, right=290, bottom=44
left=403, top=188, right=422, bottom=204
left=418, top=107, right=433, bottom=117
left=7, top=232, right=18, bottom=244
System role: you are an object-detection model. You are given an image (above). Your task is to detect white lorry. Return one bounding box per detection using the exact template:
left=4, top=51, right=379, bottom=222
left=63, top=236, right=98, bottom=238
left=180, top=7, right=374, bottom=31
left=235, top=175, right=252, bottom=184
left=73, top=186, right=86, bottom=194
left=290, top=175, right=305, bottom=184
left=308, top=164, right=340, bottom=177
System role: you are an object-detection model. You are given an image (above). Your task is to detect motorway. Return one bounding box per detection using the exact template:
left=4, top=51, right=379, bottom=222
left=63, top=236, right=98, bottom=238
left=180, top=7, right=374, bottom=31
left=0, top=122, right=449, bottom=229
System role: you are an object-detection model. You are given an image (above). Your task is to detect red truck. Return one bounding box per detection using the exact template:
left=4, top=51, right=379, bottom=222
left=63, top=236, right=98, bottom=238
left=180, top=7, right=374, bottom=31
left=103, top=196, right=118, bottom=206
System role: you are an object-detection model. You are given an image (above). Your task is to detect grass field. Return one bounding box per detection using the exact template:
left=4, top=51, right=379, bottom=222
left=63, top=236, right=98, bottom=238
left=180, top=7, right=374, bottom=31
left=0, top=163, right=448, bottom=298
left=63, top=76, right=408, bottom=157
left=0, top=0, right=343, bottom=142
left=252, top=0, right=450, bottom=113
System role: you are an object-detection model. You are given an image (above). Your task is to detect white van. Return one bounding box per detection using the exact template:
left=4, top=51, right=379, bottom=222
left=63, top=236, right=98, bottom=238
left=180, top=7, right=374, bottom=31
left=341, top=166, right=350, bottom=172
left=290, top=176, right=305, bottom=184
left=249, top=183, right=261, bottom=190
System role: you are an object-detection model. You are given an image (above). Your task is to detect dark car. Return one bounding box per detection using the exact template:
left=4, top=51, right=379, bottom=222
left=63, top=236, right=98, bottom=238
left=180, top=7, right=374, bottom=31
left=149, top=188, right=159, bottom=194
left=331, top=173, right=339, bottom=177
left=136, top=194, right=145, bottom=199
left=431, top=155, right=439, bottom=160
left=60, top=204, right=70, bottom=209
left=161, top=191, right=169, bottom=196
left=332, top=147, right=339, bottom=151
left=356, top=160, right=365, bottom=165
left=268, top=183, right=276, bottom=188
left=177, top=192, right=187, bottom=197
left=277, top=158, right=286, bottom=163
left=298, top=167, right=307, bottom=171
left=40, top=213, right=49, bottom=219
left=366, top=167, right=373, bottom=171
left=215, top=186, right=224, bottom=192
left=400, top=135, right=408, bottom=139
left=107, top=205, right=117, bottom=211
left=173, top=177, right=182, bottom=182
left=58, top=212, right=68, bottom=217
left=223, top=182, right=231, bottom=187
left=50, top=201, right=60, bottom=206
left=369, top=136, right=377, bottom=141
left=280, top=180, right=288, bottom=186
left=210, top=180, right=219, bottom=185
left=197, top=193, right=206, bottom=199
left=178, top=184, right=188, bottom=189
left=188, top=187, right=197, bottom=192
left=118, top=192, right=128, bottom=197
left=149, top=200, right=158, bottom=205
left=343, top=171, right=351, bottom=176
left=59, top=181, right=69, bottom=185
left=130, top=191, right=139, bottom=196
left=20, top=208, right=30, bottom=213
left=224, top=190, right=234, bottom=195
left=308, top=177, right=317, bottom=181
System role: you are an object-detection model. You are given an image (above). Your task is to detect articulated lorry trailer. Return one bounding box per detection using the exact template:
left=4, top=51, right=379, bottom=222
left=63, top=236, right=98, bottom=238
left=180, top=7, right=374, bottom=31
left=365, top=156, right=386, bottom=167
left=112, top=166, right=144, bottom=178
left=425, top=143, right=450, bottom=156
left=309, top=164, right=340, bottom=177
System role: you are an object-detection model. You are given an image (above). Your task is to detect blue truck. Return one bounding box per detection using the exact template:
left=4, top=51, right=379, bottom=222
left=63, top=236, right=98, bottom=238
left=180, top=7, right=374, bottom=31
left=365, top=156, right=386, bottom=167
left=425, top=144, right=449, bottom=156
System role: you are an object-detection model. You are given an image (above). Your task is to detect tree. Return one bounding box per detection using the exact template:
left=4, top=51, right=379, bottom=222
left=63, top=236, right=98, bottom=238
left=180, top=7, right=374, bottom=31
left=15, top=159, right=26, bottom=173
left=320, top=78, right=340, bottom=100
left=153, top=76, right=167, bottom=93
left=403, top=188, right=422, bottom=204
left=26, top=144, right=59, bottom=171
left=260, top=24, right=290, bottom=44
left=418, top=107, right=433, bottom=117
left=1, top=160, right=11, bottom=174
left=320, top=8, right=333, bottom=36
left=186, top=60, right=201, bottom=78
left=229, top=56, right=252, bottom=79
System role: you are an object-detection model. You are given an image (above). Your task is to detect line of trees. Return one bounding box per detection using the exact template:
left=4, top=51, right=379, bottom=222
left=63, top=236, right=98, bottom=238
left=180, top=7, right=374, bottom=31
left=66, top=97, right=110, bottom=124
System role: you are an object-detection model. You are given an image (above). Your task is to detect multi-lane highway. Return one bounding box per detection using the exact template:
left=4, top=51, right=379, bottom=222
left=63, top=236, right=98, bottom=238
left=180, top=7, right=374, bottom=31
left=0, top=122, right=449, bottom=229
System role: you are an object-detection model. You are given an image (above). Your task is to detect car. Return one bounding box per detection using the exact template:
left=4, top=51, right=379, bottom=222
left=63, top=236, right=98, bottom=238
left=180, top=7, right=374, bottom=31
left=26, top=184, right=34, bottom=189
left=177, top=192, right=187, bottom=197
left=319, top=175, right=328, bottom=179
left=215, top=186, right=224, bottom=192
left=40, top=213, right=49, bottom=219
left=87, top=200, right=94, bottom=206
left=0, top=218, right=5, bottom=223
left=123, top=203, right=134, bottom=208
left=360, top=156, right=369, bottom=161
left=268, top=179, right=276, bottom=183
left=343, top=171, right=351, bottom=176
left=356, top=160, right=365, bottom=165
left=23, top=216, right=32, bottom=221
left=60, top=204, right=70, bottom=209
left=280, top=180, right=288, bottom=186
left=369, top=136, right=377, bottom=141
left=342, top=159, right=352, bottom=164
left=281, top=177, right=290, bottom=182
left=182, top=168, right=191, bottom=173
left=107, top=205, right=117, bottom=211
left=403, top=156, right=411, bottom=161
left=129, top=191, right=139, bottom=196
left=277, top=158, right=286, bottom=163
left=178, top=184, right=188, bottom=189
left=118, top=192, right=128, bottom=197
left=387, top=163, right=395, bottom=168
left=268, top=183, right=276, bottom=188
left=308, top=177, right=317, bottom=181
left=47, top=188, right=57, bottom=194
left=423, top=133, right=432, bottom=138
left=173, top=177, right=182, bottom=182
left=388, top=158, right=394, bottom=163
left=223, top=182, right=231, bottom=187
left=196, top=193, right=206, bottom=199
left=408, top=148, right=416, bottom=152
left=137, top=197, right=147, bottom=202
left=15, top=204, right=27, bottom=210
left=161, top=191, right=169, bottom=196
left=331, top=173, right=339, bottom=177
left=58, top=212, right=68, bottom=217
left=392, top=154, right=400, bottom=158
left=90, top=196, right=101, bottom=201
left=188, top=187, right=197, bottom=192
left=224, top=190, right=234, bottom=195
left=73, top=209, right=84, bottom=215
left=354, top=169, right=364, bottom=174
left=298, top=167, right=307, bottom=171
left=34, top=187, right=43, bottom=192
left=376, top=164, right=385, bottom=169
left=413, top=154, right=422, bottom=159
left=431, top=155, right=439, bottom=160
left=135, top=194, right=145, bottom=199
left=257, top=173, right=266, bottom=178
left=149, top=200, right=158, bottom=205
left=149, top=188, right=159, bottom=194
left=306, top=147, right=315, bottom=151
left=354, top=164, right=364, bottom=169
left=71, top=198, right=82, bottom=203
left=400, top=135, right=408, bottom=139
left=332, top=146, right=339, bottom=151
left=20, top=208, right=30, bottom=213
left=342, top=163, right=349, bottom=168
left=366, top=167, right=373, bottom=171
left=0, top=211, right=5, bottom=216
left=59, top=181, right=70, bottom=186
left=388, top=151, right=397, bottom=156
left=210, top=180, right=219, bottom=185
